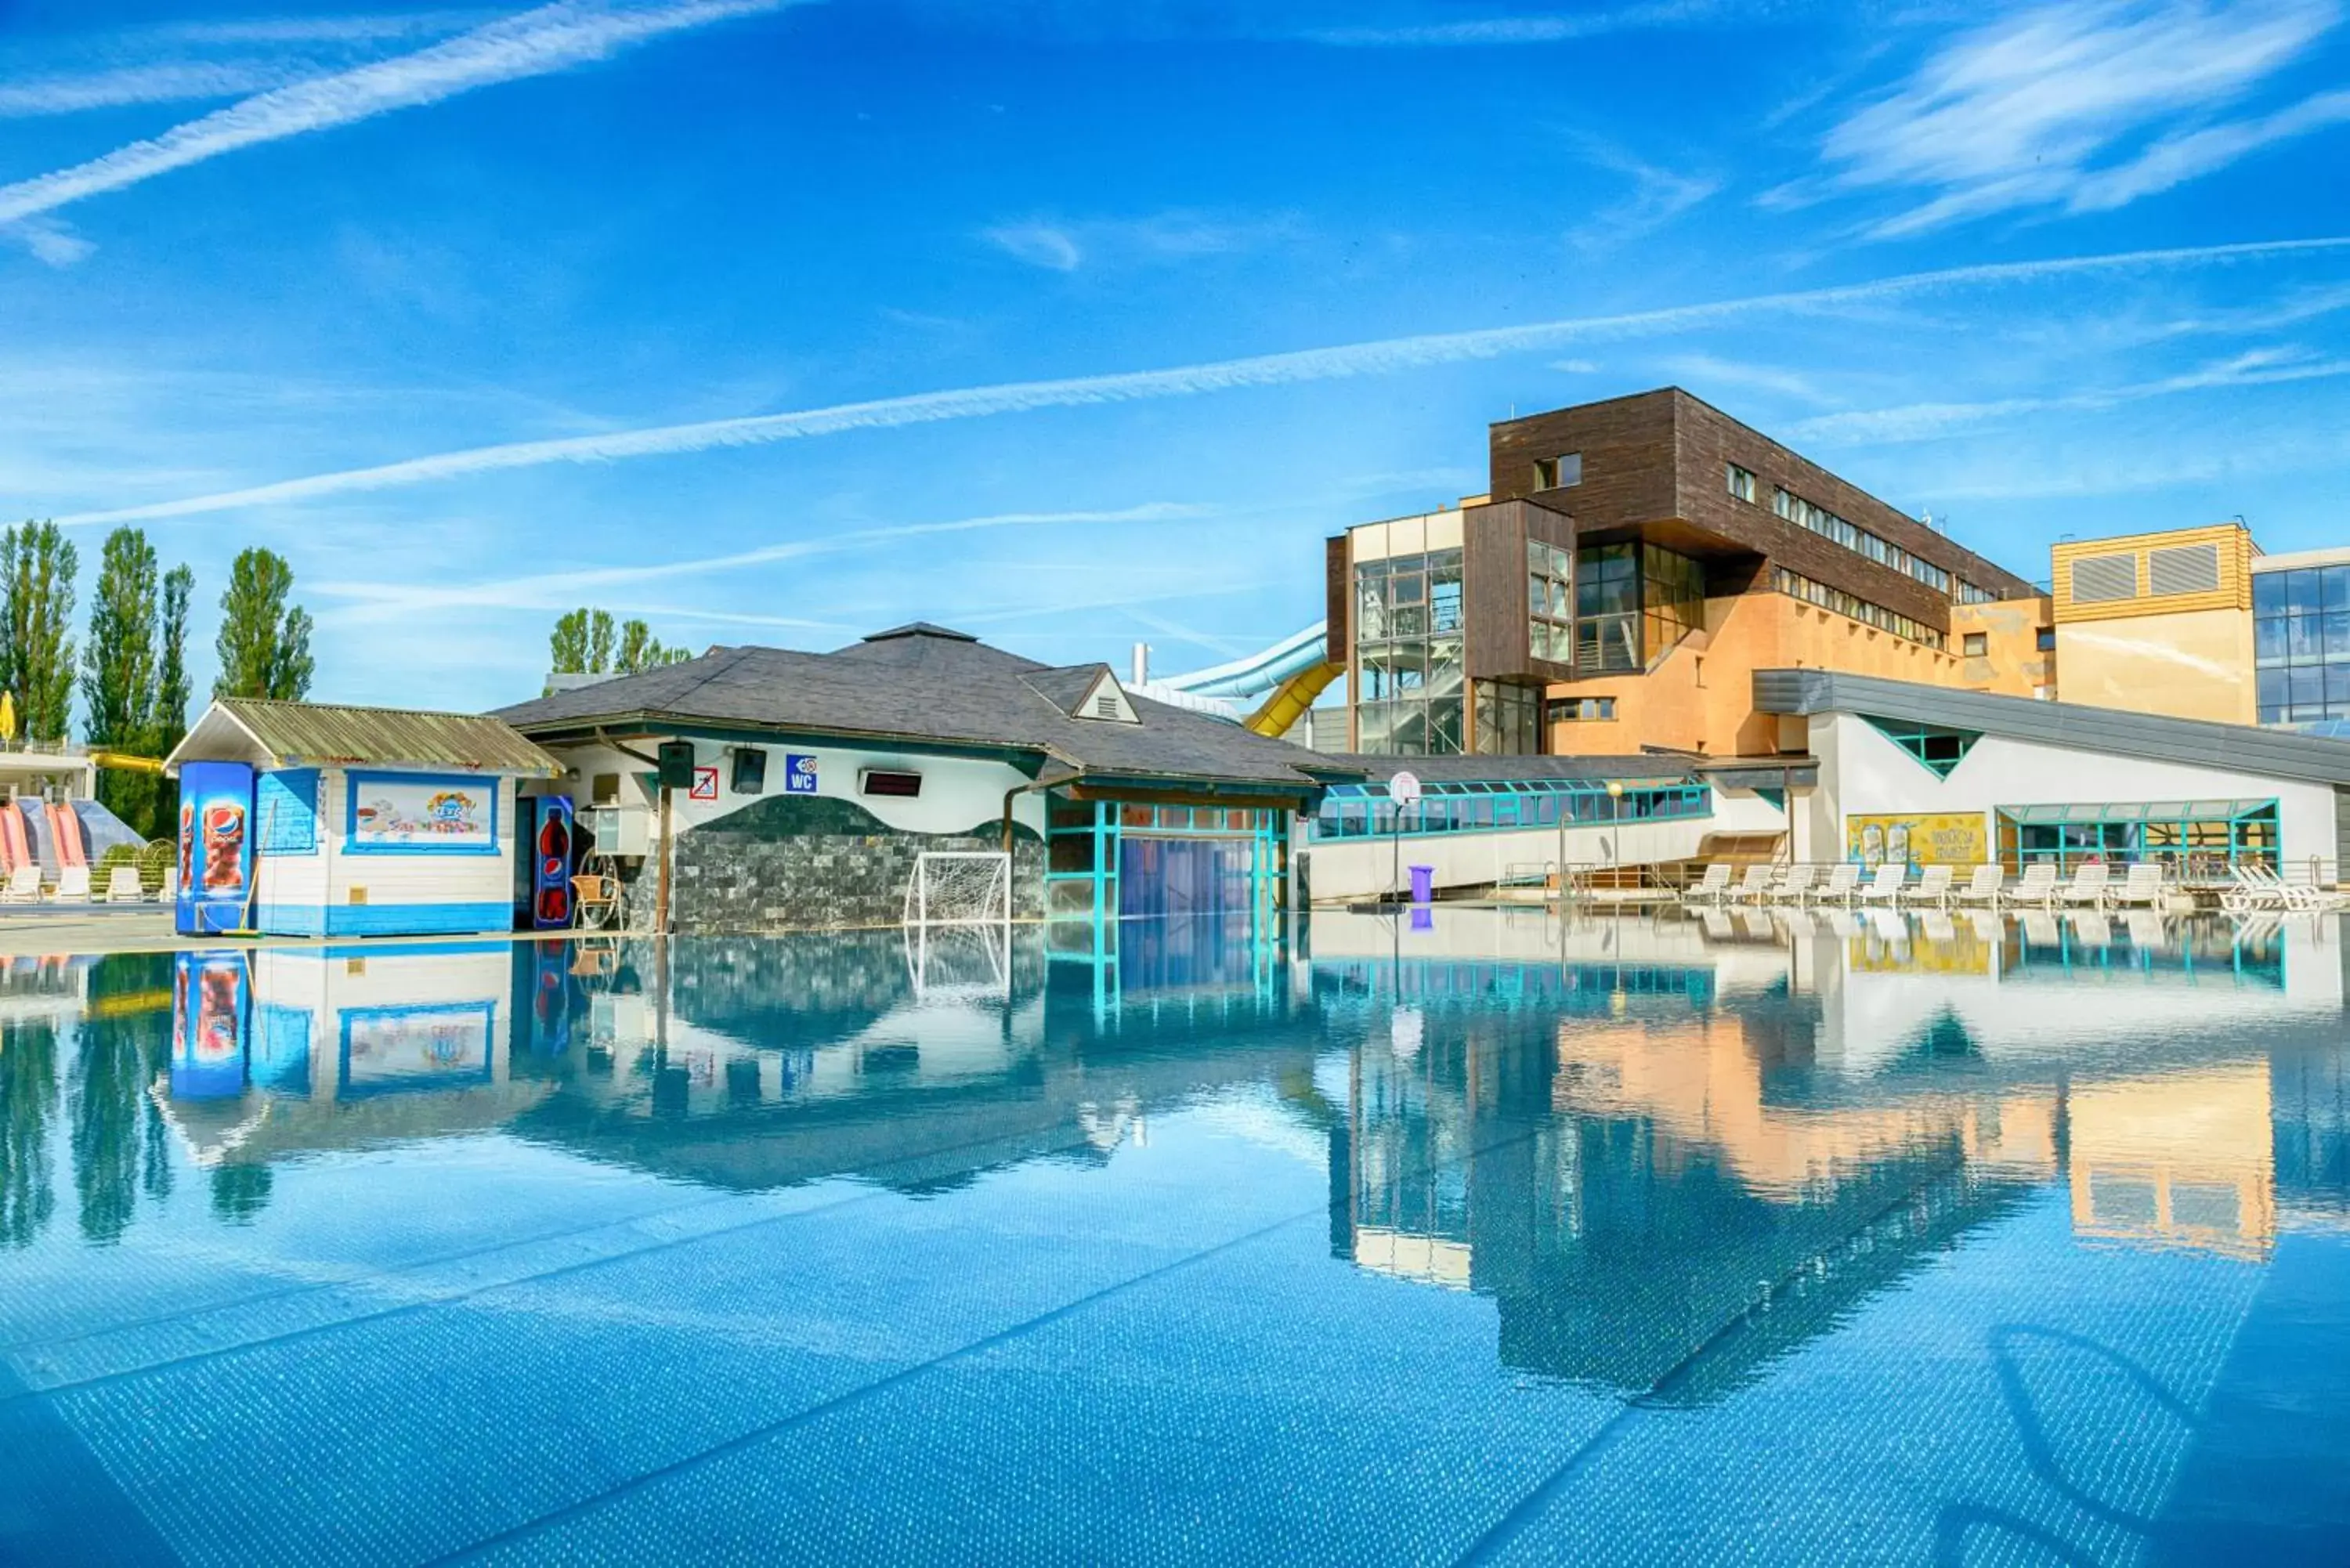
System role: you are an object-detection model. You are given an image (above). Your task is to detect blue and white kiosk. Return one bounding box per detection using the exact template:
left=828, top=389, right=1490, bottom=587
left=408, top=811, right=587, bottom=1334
left=165, top=699, right=566, bottom=938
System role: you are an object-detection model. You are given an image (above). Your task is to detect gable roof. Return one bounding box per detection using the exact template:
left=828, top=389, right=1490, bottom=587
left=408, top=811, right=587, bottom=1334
left=1754, top=668, right=2350, bottom=788
left=168, top=698, right=563, bottom=778
left=493, top=626, right=1358, bottom=796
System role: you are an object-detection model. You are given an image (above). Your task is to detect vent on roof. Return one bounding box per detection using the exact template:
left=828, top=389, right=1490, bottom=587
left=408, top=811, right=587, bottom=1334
left=1076, top=670, right=1139, bottom=724
left=2148, top=542, right=2222, bottom=598
left=2069, top=552, right=2139, bottom=604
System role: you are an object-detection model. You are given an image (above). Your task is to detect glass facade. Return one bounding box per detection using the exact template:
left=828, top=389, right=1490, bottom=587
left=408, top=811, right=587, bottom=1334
left=1994, top=800, right=2279, bottom=876
left=1574, top=543, right=1703, bottom=675
left=2254, top=564, right=2350, bottom=725
left=1312, top=776, right=1711, bottom=840
left=1473, top=682, right=1542, bottom=754
left=1354, top=547, right=1466, bottom=754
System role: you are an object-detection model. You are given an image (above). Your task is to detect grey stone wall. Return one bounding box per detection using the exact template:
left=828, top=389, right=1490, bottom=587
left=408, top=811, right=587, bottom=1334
left=619, top=794, right=1044, bottom=934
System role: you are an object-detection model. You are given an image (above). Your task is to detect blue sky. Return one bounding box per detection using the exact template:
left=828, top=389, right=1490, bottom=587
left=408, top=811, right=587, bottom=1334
left=4, top=0, right=2349, bottom=712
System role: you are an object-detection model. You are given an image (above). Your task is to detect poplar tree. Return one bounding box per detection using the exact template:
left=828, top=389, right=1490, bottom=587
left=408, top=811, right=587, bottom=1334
left=81, top=528, right=160, bottom=833
left=213, top=548, right=313, bottom=701
left=0, top=522, right=79, bottom=746
left=156, top=565, right=193, bottom=750
left=615, top=618, right=690, bottom=673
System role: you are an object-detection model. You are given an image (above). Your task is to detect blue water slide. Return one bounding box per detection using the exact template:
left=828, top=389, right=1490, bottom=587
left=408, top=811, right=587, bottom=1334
left=1153, top=623, right=1330, bottom=701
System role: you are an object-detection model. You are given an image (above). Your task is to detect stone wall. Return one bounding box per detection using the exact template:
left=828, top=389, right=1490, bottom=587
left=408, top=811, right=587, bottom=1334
left=620, top=794, right=1045, bottom=934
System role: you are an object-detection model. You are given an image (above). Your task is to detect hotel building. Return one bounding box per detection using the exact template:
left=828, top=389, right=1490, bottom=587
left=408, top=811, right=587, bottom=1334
left=1326, top=388, right=2053, bottom=759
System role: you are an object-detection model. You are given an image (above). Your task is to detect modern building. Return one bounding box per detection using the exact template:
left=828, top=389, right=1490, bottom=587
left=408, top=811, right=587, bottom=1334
left=493, top=623, right=1352, bottom=934
left=1759, top=669, right=2350, bottom=879
left=1327, top=388, right=2052, bottom=760
left=2047, top=523, right=2350, bottom=732
left=164, top=698, right=564, bottom=938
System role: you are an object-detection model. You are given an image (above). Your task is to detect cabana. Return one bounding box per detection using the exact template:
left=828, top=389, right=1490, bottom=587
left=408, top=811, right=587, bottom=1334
left=164, top=699, right=564, bottom=938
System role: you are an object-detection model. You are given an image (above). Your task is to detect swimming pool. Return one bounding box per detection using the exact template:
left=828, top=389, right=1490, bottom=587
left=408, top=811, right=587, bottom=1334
left=2, top=908, right=2345, bottom=1564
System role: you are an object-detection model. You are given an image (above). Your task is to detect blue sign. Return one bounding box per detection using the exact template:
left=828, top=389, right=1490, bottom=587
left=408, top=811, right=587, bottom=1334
left=785, top=754, right=819, bottom=794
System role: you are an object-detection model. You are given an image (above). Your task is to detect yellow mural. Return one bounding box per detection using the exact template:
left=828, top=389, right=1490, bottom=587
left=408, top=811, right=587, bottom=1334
left=1846, top=811, right=1988, bottom=867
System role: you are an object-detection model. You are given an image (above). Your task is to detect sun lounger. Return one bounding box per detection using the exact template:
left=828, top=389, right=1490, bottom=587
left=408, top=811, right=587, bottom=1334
left=47, top=865, right=90, bottom=902
left=0, top=865, right=40, bottom=904
left=1904, top=864, right=1954, bottom=906
left=100, top=865, right=143, bottom=903
left=2057, top=863, right=2111, bottom=909
left=1812, top=863, right=1862, bottom=905
left=2109, top=862, right=2165, bottom=909
left=1726, top=864, right=1777, bottom=903
left=159, top=867, right=179, bottom=902
left=2003, top=863, right=2060, bottom=907
left=1683, top=863, right=1735, bottom=905
left=1953, top=864, right=2005, bottom=907
left=1771, top=864, right=1818, bottom=903
left=1855, top=862, right=1907, bottom=905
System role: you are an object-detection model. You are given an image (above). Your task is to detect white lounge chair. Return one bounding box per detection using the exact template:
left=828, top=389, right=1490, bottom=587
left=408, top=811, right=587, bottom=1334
left=1954, top=864, right=2005, bottom=907
left=1856, top=862, right=1907, bottom=905
left=100, top=865, right=142, bottom=903
left=2111, top=862, right=2166, bottom=909
left=1684, top=863, right=1735, bottom=905
left=2057, top=863, right=2111, bottom=909
left=159, top=867, right=179, bottom=901
left=1726, top=864, right=1777, bottom=903
left=1813, top=863, right=1863, bottom=905
left=2003, top=863, right=2060, bottom=907
left=1772, top=864, right=1818, bottom=904
left=0, top=866, right=37, bottom=904
left=1905, top=864, right=1956, bottom=906
left=48, top=865, right=90, bottom=903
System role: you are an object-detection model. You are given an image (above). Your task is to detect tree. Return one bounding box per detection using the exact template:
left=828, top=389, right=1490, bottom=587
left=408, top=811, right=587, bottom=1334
left=0, top=522, right=79, bottom=746
left=156, top=565, right=193, bottom=750
left=81, top=528, right=160, bottom=835
left=214, top=548, right=313, bottom=701
left=550, top=607, right=616, bottom=674
left=615, top=618, right=692, bottom=674
left=549, top=609, right=687, bottom=677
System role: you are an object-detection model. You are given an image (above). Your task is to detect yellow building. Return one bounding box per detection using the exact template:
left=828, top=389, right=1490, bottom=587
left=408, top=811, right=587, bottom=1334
left=2049, top=522, right=2260, bottom=725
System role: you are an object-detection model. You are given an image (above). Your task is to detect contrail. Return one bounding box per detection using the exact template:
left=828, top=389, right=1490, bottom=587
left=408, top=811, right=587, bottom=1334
left=311, top=505, right=1200, bottom=621
left=53, top=234, right=2350, bottom=526
left=0, top=0, right=794, bottom=226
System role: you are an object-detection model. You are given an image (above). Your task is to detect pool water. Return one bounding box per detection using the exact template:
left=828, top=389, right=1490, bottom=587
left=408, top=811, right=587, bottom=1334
left=2, top=908, right=2346, bottom=1565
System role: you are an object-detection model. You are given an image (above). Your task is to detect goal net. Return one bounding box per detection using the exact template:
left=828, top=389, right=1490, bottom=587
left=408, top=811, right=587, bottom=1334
left=903, top=851, right=1013, bottom=928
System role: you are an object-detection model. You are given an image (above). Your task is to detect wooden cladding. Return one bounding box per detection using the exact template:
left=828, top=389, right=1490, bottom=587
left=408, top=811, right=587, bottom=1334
left=2052, top=523, right=2254, bottom=624
left=1485, top=388, right=2034, bottom=638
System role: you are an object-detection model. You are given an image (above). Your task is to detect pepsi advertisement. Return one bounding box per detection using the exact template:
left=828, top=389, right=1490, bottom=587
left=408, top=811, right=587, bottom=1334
left=176, top=761, right=255, bottom=936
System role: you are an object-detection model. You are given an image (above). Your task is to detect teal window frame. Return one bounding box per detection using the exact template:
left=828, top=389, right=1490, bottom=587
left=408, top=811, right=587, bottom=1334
left=1994, top=799, right=2280, bottom=876
left=1862, top=714, right=1981, bottom=779
left=1311, top=777, right=1710, bottom=840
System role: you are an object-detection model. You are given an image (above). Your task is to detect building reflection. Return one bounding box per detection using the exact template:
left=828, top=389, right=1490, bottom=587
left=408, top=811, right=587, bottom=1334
left=1315, top=906, right=2348, bottom=1398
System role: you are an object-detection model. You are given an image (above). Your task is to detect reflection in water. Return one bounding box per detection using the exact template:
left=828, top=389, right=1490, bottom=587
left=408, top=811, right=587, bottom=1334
left=0, top=910, right=2344, bottom=1563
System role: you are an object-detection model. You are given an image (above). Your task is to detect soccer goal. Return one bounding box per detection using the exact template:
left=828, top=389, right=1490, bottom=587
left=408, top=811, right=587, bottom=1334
left=903, top=850, right=1013, bottom=928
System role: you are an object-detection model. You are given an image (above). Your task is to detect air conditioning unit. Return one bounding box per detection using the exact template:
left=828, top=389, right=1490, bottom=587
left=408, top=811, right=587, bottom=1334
left=584, top=805, right=652, bottom=857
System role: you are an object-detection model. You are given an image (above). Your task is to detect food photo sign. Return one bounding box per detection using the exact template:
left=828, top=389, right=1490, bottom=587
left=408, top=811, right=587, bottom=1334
left=348, top=773, right=497, bottom=854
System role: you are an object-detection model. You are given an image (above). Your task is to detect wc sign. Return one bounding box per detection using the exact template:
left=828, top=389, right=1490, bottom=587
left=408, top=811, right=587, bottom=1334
left=785, top=754, right=819, bottom=793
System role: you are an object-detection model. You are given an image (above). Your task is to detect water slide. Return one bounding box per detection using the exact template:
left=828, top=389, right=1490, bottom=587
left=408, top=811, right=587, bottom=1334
left=0, top=803, right=24, bottom=874
left=1132, top=623, right=1343, bottom=738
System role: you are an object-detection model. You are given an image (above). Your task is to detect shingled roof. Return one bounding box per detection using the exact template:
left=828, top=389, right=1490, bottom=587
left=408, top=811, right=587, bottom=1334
left=493, top=625, right=1359, bottom=795
left=168, top=698, right=564, bottom=778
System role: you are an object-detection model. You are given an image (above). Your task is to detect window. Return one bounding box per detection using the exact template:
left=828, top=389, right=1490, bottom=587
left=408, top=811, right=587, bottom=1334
left=1526, top=540, right=1574, bottom=664
left=1863, top=715, right=1979, bottom=779
left=2252, top=564, right=2350, bottom=724
left=1726, top=464, right=1756, bottom=504
left=1962, top=633, right=1988, bottom=657
left=1311, top=775, right=1708, bottom=840
left=2037, top=627, right=2057, bottom=652
left=1554, top=697, right=1616, bottom=721
left=1955, top=579, right=2000, bottom=605
left=1996, top=800, right=2279, bottom=876
left=1571, top=541, right=1701, bottom=675
left=1772, top=568, right=1946, bottom=650
left=1772, top=486, right=1951, bottom=594
left=1473, top=681, right=1542, bottom=754
left=1533, top=453, right=1583, bottom=490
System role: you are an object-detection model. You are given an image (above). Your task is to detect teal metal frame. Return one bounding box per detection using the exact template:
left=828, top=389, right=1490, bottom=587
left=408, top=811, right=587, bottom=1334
left=1311, top=777, right=1709, bottom=840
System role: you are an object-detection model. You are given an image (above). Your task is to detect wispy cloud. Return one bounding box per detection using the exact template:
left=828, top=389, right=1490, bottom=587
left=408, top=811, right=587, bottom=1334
left=138, top=12, right=492, bottom=45
left=0, top=60, right=319, bottom=117
left=1797, top=0, right=2346, bottom=237
left=979, top=211, right=1301, bottom=273
left=0, top=0, right=798, bottom=227
left=312, top=505, right=1198, bottom=621
left=50, top=234, right=2350, bottom=526
left=1656, top=352, right=1838, bottom=405
left=1564, top=139, right=1719, bottom=250
left=1789, top=346, right=2350, bottom=443
left=9, top=218, right=95, bottom=269
left=1303, top=1, right=1725, bottom=45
